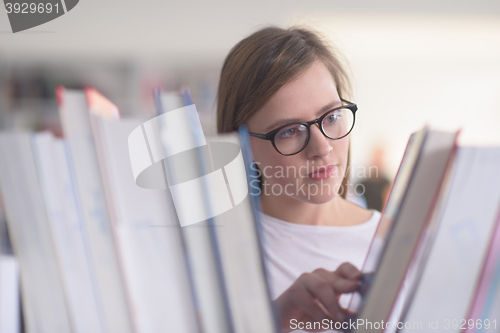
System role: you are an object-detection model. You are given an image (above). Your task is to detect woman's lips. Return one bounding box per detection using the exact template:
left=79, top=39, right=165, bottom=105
left=307, top=165, right=336, bottom=180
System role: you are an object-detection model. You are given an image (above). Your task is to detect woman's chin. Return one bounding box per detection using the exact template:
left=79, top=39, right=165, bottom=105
left=261, top=178, right=341, bottom=204
left=302, top=193, right=337, bottom=204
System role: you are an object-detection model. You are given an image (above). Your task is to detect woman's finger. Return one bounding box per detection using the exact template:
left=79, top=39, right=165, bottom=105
left=301, top=272, right=345, bottom=322
left=289, top=282, right=333, bottom=322
left=336, top=262, right=362, bottom=280
left=312, top=267, right=359, bottom=296
left=332, top=277, right=360, bottom=294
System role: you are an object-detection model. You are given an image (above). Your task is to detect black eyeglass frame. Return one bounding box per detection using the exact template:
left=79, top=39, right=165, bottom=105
left=248, top=98, right=358, bottom=156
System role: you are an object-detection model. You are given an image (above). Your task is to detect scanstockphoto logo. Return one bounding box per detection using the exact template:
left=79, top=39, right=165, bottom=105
left=128, top=104, right=249, bottom=228
left=4, top=0, right=79, bottom=33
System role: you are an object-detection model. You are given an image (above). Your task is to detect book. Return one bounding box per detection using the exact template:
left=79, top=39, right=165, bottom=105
left=0, top=255, right=20, bottom=333
left=206, top=125, right=280, bottom=333
left=149, top=88, right=280, bottom=333
left=32, top=132, right=104, bottom=333
left=0, top=181, right=20, bottom=333
left=400, top=146, right=500, bottom=333
left=151, top=89, right=233, bottom=333
left=88, top=87, right=200, bottom=333
left=57, top=87, right=134, bottom=333
left=465, top=206, right=500, bottom=333
left=348, top=127, right=459, bottom=333
left=345, top=127, right=428, bottom=312
left=0, top=132, right=73, bottom=333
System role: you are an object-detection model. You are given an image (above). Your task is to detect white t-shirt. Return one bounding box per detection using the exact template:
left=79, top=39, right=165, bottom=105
left=259, top=209, right=381, bottom=332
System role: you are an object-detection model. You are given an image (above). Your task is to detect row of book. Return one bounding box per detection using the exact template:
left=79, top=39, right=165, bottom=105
left=0, top=85, right=499, bottom=333
left=0, top=86, right=278, bottom=333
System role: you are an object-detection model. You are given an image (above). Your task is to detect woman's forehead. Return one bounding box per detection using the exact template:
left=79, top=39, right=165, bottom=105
left=249, top=61, right=340, bottom=130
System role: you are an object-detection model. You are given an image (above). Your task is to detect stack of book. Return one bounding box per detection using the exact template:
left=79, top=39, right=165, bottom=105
left=0, top=87, right=278, bottom=333
left=0, top=86, right=499, bottom=333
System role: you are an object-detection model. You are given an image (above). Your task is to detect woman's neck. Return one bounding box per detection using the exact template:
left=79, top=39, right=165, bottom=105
left=261, top=192, right=344, bottom=226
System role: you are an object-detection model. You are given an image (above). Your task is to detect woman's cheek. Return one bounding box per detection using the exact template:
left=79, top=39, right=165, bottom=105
left=259, top=162, right=291, bottom=185
left=259, top=161, right=298, bottom=189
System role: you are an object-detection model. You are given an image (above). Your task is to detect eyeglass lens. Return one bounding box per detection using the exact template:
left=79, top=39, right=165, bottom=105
left=274, top=107, right=354, bottom=155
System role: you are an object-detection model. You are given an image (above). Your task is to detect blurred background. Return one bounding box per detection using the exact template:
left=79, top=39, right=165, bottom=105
left=1, top=0, right=500, bottom=210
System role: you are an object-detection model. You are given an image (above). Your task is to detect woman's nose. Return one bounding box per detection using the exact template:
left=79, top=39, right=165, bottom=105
left=306, top=124, right=332, bottom=158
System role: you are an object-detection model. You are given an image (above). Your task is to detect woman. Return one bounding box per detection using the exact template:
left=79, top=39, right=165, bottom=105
left=217, top=26, right=382, bottom=332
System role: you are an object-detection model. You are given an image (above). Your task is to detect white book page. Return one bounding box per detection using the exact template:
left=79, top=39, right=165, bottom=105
left=401, top=147, right=500, bottom=333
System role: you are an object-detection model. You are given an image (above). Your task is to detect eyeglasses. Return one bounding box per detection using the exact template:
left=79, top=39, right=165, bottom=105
left=249, top=99, right=357, bottom=156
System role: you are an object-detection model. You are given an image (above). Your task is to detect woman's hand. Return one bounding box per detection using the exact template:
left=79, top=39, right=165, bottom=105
left=275, top=262, right=362, bottom=333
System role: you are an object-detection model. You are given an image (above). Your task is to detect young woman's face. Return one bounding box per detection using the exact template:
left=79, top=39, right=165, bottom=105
left=246, top=60, right=349, bottom=204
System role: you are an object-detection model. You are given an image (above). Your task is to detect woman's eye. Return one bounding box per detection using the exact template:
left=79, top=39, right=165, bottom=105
left=325, top=111, right=342, bottom=124
left=326, top=114, right=337, bottom=123
left=278, top=127, right=298, bottom=139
